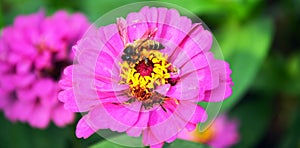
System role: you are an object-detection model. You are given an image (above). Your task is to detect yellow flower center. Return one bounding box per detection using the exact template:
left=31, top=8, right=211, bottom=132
left=119, top=41, right=179, bottom=109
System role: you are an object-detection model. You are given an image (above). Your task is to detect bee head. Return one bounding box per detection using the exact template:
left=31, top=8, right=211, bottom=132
left=123, top=45, right=135, bottom=54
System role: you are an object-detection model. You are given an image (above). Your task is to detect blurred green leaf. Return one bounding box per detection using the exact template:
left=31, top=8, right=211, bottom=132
left=157, top=0, right=224, bottom=14
left=218, top=17, right=274, bottom=110
left=81, top=0, right=262, bottom=22
left=279, top=100, right=300, bottom=148
left=1, top=0, right=46, bottom=25
left=0, top=113, right=72, bottom=148
left=158, top=0, right=262, bottom=20
left=90, top=135, right=208, bottom=148
left=165, top=139, right=208, bottom=148
left=0, top=113, right=31, bottom=148
left=90, top=140, right=126, bottom=148
left=252, top=52, right=300, bottom=96
left=283, top=53, right=300, bottom=95
left=81, top=0, right=140, bottom=21
left=0, top=3, right=3, bottom=28
left=230, top=95, right=273, bottom=148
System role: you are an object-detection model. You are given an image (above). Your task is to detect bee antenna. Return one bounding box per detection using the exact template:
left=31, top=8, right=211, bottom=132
left=160, top=104, right=167, bottom=112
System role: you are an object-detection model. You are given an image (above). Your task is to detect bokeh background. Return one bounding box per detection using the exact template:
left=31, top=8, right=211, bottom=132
left=0, top=0, right=299, bottom=147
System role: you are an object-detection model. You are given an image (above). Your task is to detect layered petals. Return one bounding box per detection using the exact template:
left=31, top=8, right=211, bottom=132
left=58, top=6, right=233, bottom=147
left=0, top=10, right=90, bottom=128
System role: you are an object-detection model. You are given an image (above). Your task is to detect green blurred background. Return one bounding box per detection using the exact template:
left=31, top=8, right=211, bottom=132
left=0, top=0, right=299, bottom=147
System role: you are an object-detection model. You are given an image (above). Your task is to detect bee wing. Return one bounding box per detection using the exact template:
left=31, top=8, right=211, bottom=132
left=141, top=27, right=158, bottom=39
left=117, top=17, right=129, bottom=46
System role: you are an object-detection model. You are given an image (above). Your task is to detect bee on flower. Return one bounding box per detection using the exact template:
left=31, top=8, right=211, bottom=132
left=58, top=6, right=233, bottom=147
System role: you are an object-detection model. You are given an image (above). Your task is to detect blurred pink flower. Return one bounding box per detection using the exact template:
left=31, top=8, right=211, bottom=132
left=58, top=6, right=233, bottom=147
left=0, top=10, right=90, bottom=128
left=178, top=115, right=239, bottom=148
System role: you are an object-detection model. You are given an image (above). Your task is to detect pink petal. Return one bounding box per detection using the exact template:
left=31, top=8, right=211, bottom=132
left=4, top=103, right=18, bottom=122
left=94, top=51, right=120, bottom=80
left=0, top=90, right=9, bottom=109
left=177, top=129, right=193, bottom=141
left=208, top=115, right=239, bottom=148
left=40, top=89, right=60, bottom=107
left=144, top=101, right=199, bottom=145
left=185, top=122, right=197, bottom=132
left=52, top=104, right=75, bottom=127
left=28, top=104, right=51, bottom=128
left=35, top=51, right=51, bottom=69
left=41, top=11, right=69, bottom=48
left=76, top=43, right=122, bottom=86
left=58, top=89, right=99, bottom=112
left=126, top=11, right=149, bottom=42
left=203, top=60, right=233, bottom=102
left=143, top=128, right=161, bottom=146
left=8, top=52, right=22, bottom=65
left=1, top=75, right=16, bottom=91
left=16, top=59, right=32, bottom=74
left=154, top=84, right=170, bottom=96
left=189, top=105, right=207, bottom=124
left=76, top=37, right=103, bottom=66
left=3, top=27, right=37, bottom=58
left=155, top=7, right=192, bottom=41
left=204, top=81, right=232, bottom=102
left=166, top=72, right=201, bottom=101
left=67, top=12, right=89, bottom=40
left=59, top=66, right=73, bottom=89
left=182, top=26, right=212, bottom=53
left=154, top=8, right=193, bottom=57
left=98, top=24, right=124, bottom=56
left=166, top=134, right=177, bottom=143
left=14, top=10, right=44, bottom=28
left=126, top=111, right=150, bottom=137
left=149, top=142, right=164, bottom=148
left=16, top=87, right=37, bottom=102
left=139, top=7, right=159, bottom=29
left=76, top=115, right=97, bottom=138
left=33, top=79, right=56, bottom=100
left=167, top=24, right=211, bottom=66
left=13, top=73, right=35, bottom=88
left=86, top=102, right=141, bottom=133
left=197, top=66, right=220, bottom=91
left=178, top=52, right=212, bottom=76
left=13, top=100, right=35, bottom=122
left=0, top=62, right=10, bottom=73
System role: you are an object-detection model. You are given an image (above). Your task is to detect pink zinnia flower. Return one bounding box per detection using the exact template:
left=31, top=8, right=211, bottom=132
left=59, top=6, right=233, bottom=147
left=0, top=10, right=89, bottom=128
left=178, top=115, right=239, bottom=148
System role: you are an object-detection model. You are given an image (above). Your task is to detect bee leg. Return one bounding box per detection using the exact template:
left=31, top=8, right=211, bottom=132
left=141, top=57, right=149, bottom=66
left=160, top=104, right=167, bottom=112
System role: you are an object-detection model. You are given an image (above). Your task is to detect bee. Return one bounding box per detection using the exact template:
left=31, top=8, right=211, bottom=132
left=141, top=91, right=165, bottom=110
left=121, top=39, right=165, bottom=66
left=117, top=19, right=164, bottom=65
